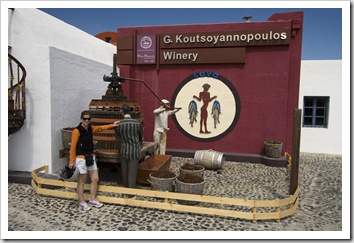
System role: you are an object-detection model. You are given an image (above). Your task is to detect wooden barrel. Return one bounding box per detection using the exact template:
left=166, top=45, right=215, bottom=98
left=193, top=149, right=225, bottom=170
left=95, top=149, right=120, bottom=163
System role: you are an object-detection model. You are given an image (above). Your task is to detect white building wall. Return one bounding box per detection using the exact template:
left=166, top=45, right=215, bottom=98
left=7, top=9, right=116, bottom=173
left=299, top=60, right=342, bottom=155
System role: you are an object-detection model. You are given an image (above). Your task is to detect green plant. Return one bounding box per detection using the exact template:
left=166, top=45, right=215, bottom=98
left=265, top=140, right=282, bottom=144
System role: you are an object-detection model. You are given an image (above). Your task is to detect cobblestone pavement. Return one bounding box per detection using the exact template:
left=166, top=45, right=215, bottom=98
left=5, top=153, right=347, bottom=239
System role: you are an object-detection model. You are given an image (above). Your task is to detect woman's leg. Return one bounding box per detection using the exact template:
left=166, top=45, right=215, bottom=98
left=88, top=169, right=99, bottom=201
left=77, top=173, right=87, bottom=203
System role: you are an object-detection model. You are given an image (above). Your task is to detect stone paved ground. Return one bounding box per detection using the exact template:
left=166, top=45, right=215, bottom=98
left=5, top=152, right=348, bottom=239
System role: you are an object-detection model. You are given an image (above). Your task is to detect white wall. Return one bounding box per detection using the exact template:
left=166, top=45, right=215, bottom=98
left=50, top=48, right=116, bottom=172
left=7, top=9, right=116, bottom=173
left=299, top=60, right=342, bottom=154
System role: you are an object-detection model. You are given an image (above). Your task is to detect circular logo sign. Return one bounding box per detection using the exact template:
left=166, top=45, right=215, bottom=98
left=140, top=36, right=153, bottom=49
left=171, top=72, right=241, bottom=142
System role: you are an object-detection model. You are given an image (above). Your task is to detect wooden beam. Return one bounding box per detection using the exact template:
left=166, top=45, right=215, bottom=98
left=290, top=109, right=301, bottom=195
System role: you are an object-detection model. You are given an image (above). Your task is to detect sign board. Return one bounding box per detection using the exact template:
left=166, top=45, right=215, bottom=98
left=136, top=35, right=156, bottom=64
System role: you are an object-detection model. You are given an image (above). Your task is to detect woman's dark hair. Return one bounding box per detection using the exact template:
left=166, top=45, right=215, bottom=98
left=80, top=110, right=91, bottom=119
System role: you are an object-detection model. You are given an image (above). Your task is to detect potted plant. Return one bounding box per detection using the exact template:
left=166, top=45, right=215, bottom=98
left=264, top=140, right=283, bottom=158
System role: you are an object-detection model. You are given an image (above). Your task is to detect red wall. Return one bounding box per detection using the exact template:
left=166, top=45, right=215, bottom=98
left=117, top=11, right=303, bottom=156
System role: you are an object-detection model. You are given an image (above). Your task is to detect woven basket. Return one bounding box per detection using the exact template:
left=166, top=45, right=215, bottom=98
left=148, top=172, right=176, bottom=192
left=175, top=176, right=205, bottom=205
left=61, top=128, right=75, bottom=149
left=180, top=164, right=205, bottom=178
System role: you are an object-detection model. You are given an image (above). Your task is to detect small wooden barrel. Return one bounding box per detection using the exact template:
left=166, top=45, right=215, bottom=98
left=194, top=149, right=225, bottom=170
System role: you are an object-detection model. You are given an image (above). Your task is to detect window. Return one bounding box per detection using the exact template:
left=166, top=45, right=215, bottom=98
left=303, top=96, right=329, bottom=128
left=105, top=37, right=111, bottom=43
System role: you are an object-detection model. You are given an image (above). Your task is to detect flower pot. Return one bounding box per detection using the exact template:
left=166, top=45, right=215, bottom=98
left=264, top=140, right=283, bottom=158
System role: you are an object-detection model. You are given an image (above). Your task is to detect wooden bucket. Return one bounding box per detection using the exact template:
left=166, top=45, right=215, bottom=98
left=194, top=149, right=225, bottom=170
left=264, top=141, right=283, bottom=158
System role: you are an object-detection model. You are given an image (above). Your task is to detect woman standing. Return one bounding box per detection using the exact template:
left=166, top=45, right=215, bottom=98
left=69, top=110, right=119, bottom=211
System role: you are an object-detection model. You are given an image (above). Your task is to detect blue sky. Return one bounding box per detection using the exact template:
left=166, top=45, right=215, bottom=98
left=39, top=8, right=343, bottom=60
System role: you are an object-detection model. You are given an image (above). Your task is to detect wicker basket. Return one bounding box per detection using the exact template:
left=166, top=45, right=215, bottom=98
left=175, top=176, right=205, bottom=205
left=61, top=128, right=75, bottom=149
left=180, top=164, right=205, bottom=178
left=148, top=172, right=176, bottom=192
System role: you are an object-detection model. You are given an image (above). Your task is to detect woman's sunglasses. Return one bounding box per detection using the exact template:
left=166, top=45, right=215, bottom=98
left=82, top=117, right=91, bottom=121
